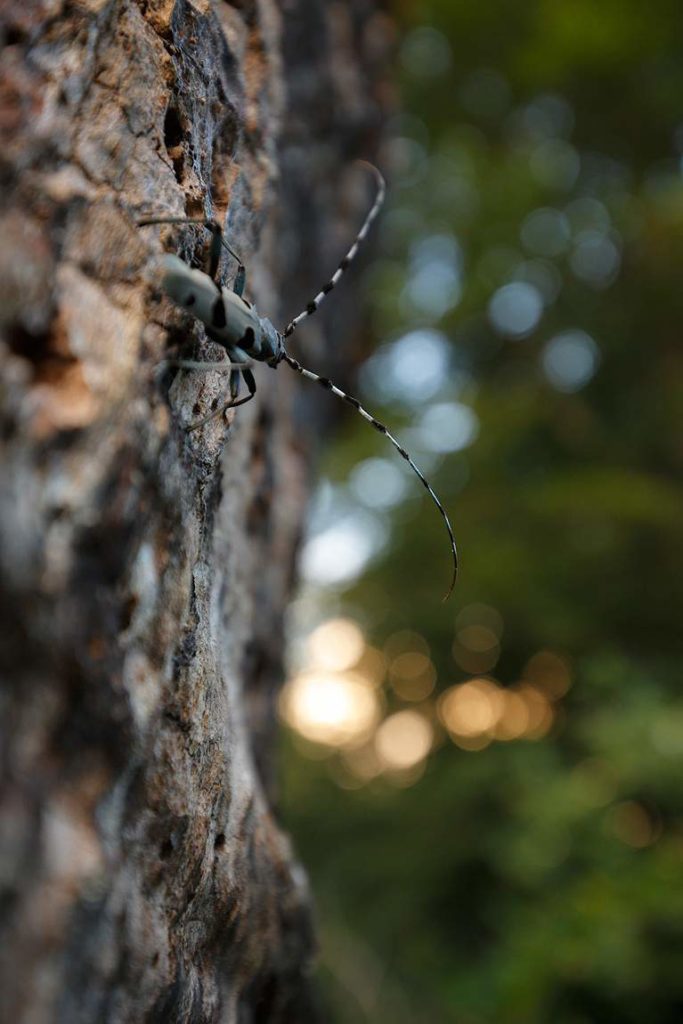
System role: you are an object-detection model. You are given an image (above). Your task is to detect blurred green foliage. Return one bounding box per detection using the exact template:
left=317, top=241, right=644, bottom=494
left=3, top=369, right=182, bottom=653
left=281, top=2, right=683, bottom=1021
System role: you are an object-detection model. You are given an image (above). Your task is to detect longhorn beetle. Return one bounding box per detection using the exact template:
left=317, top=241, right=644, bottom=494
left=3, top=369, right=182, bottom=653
left=139, top=163, right=458, bottom=599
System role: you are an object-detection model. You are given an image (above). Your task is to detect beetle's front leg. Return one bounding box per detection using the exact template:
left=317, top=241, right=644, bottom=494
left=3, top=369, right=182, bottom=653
left=186, top=349, right=256, bottom=431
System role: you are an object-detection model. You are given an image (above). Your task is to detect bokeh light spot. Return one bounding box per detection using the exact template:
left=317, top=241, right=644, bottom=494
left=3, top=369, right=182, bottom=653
left=354, top=645, right=387, bottom=689
left=416, top=402, right=479, bottom=453
left=456, top=602, right=504, bottom=638
left=520, top=207, right=571, bottom=257
left=512, top=259, right=563, bottom=305
left=609, top=801, right=661, bottom=849
left=542, top=329, right=600, bottom=392
left=523, top=650, right=572, bottom=699
left=375, top=710, right=434, bottom=771
left=390, top=651, right=437, bottom=701
left=457, top=624, right=499, bottom=653
left=440, top=679, right=503, bottom=738
left=280, top=672, right=380, bottom=749
left=402, top=260, right=462, bottom=319
left=384, top=630, right=430, bottom=659
left=361, top=329, right=451, bottom=405
left=341, top=742, right=383, bottom=782
left=400, top=26, right=452, bottom=80
left=452, top=641, right=500, bottom=675
left=493, top=691, right=530, bottom=740
left=565, top=196, right=611, bottom=233
left=529, top=139, right=580, bottom=191
left=300, top=510, right=387, bottom=587
left=488, top=282, right=543, bottom=338
left=307, top=618, right=365, bottom=673
left=569, top=231, right=621, bottom=288
left=519, top=93, right=575, bottom=140
left=517, top=685, right=554, bottom=739
left=349, top=457, right=408, bottom=510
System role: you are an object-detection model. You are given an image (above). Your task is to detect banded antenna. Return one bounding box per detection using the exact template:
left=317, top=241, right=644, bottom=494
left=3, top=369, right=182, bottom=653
left=280, top=163, right=457, bottom=598
left=283, top=162, right=386, bottom=338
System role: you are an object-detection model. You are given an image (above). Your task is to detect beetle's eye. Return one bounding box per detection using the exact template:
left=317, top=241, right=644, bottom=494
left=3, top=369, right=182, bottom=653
left=185, top=294, right=196, bottom=307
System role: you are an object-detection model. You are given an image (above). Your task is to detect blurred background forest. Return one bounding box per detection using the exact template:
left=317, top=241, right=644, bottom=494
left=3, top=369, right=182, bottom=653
left=279, top=1, right=683, bottom=1021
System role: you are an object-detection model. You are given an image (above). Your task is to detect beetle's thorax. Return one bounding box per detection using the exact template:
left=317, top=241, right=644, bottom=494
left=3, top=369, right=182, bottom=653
left=258, top=316, right=284, bottom=366
left=158, top=254, right=284, bottom=362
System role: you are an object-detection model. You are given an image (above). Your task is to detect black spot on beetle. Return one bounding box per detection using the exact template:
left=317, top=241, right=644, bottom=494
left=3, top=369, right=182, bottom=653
left=185, top=294, right=196, bottom=307
left=240, top=327, right=255, bottom=348
left=212, top=297, right=227, bottom=329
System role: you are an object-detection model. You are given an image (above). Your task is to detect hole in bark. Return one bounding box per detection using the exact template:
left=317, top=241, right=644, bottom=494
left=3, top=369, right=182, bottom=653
left=164, top=103, right=183, bottom=148
left=5, top=322, right=78, bottom=386
left=210, top=397, right=219, bottom=410
left=187, top=196, right=205, bottom=219
left=192, top=402, right=201, bottom=416
left=253, top=974, right=279, bottom=1022
left=164, top=104, right=185, bottom=183
left=6, top=323, right=53, bottom=365
left=159, top=839, right=173, bottom=860
left=215, top=833, right=226, bottom=850
left=3, top=26, right=24, bottom=45
left=120, top=593, right=139, bottom=631
left=210, top=109, right=239, bottom=210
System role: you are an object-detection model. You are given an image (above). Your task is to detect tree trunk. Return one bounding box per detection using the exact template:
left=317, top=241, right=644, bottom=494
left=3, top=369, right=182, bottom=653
left=0, top=2, right=388, bottom=1020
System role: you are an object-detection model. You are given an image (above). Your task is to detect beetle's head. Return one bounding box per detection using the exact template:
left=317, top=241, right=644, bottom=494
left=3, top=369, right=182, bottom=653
left=259, top=317, right=285, bottom=367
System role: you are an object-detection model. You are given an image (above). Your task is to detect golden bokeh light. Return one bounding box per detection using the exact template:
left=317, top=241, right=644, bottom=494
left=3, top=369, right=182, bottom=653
left=307, top=617, right=365, bottom=673
left=608, top=801, right=661, bottom=849
left=452, top=604, right=503, bottom=674
left=375, top=710, right=434, bottom=771
left=493, top=690, right=530, bottom=740
left=389, top=651, right=437, bottom=701
left=354, top=644, right=387, bottom=688
left=516, top=684, right=554, bottom=740
left=439, top=678, right=554, bottom=746
left=383, top=629, right=430, bottom=659
left=342, top=742, right=383, bottom=782
left=457, top=624, right=499, bottom=652
left=455, top=603, right=504, bottom=638
left=451, top=638, right=500, bottom=674
left=286, top=614, right=561, bottom=767
left=439, top=678, right=503, bottom=737
left=280, top=671, right=380, bottom=748
left=523, top=649, right=572, bottom=700
left=451, top=732, right=492, bottom=752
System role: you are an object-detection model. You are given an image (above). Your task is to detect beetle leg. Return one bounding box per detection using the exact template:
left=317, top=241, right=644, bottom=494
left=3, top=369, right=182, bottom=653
left=186, top=352, right=256, bottom=431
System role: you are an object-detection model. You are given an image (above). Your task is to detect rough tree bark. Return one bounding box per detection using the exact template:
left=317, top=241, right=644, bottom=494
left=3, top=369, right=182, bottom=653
left=0, top=1, right=389, bottom=1021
